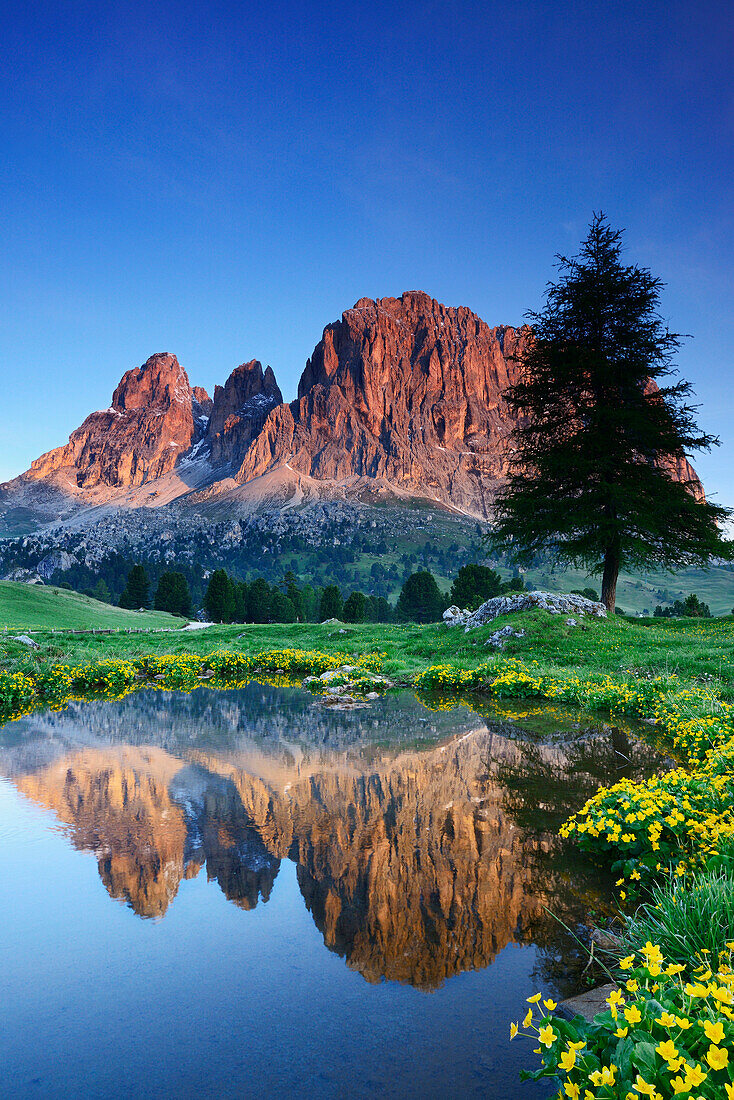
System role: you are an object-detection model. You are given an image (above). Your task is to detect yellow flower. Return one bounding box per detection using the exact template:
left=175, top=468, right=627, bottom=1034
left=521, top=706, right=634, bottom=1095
left=682, top=1062, right=707, bottom=1087
left=624, top=1004, right=642, bottom=1025
left=706, top=1045, right=728, bottom=1071
left=626, top=979, right=639, bottom=992
left=656, top=1039, right=678, bottom=1063
left=527, top=992, right=542, bottom=1004
left=685, top=982, right=710, bottom=998
left=589, top=1066, right=616, bottom=1087
left=657, top=1012, right=676, bottom=1027
left=703, top=1020, right=725, bottom=1044
left=564, top=1084, right=580, bottom=1100
left=674, top=1016, right=692, bottom=1029
left=522, top=1009, right=533, bottom=1028
left=509, top=1022, right=518, bottom=1039
left=538, top=1024, right=556, bottom=1048
left=559, top=1049, right=576, bottom=1072
left=615, top=1026, right=629, bottom=1037
left=543, top=998, right=557, bottom=1011
left=619, top=955, right=635, bottom=969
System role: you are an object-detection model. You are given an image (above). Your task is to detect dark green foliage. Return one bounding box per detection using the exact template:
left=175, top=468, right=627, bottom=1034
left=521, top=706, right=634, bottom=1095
left=91, top=578, right=111, bottom=603
left=283, top=571, right=304, bottom=621
left=450, top=563, right=502, bottom=609
left=119, top=564, right=150, bottom=609
left=300, top=584, right=319, bottom=622
left=654, top=592, right=712, bottom=618
left=503, top=574, right=525, bottom=593
left=396, top=571, right=446, bottom=623
left=572, top=587, right=600, bottom=602
left=365, top=595, right=392, bottom=622
left=204, top=570, right=236, bottom=623
left=234, top=581, right=249, bottom=623
left=154, top=571, right=192, bottom=617
left=319, top=585, right=343, bottom=621
left=492, top=213, right=731, bottom=612
left=247, top=577, right=272, bottom=623
left=342, top=591, right=367, bottom=623
left=269, top=589, right=296, bottom=623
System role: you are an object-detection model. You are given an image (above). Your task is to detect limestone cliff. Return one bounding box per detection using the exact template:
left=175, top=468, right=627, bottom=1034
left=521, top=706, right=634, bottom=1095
left=26, top=353, right=211, bottom=491
left=236, top=291, right=533, bottom=517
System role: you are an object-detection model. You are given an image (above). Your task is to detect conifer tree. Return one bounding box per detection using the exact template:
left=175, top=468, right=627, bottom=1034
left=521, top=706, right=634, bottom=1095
left=119, top=564, right=150, bottom=609
left=247, top=577, right=272, bottom=623
left=450, top=564, right=502, bottom=609
left=319, top=585, right=343, bottom=621
left=204, top=570, right=235, bottom=622
left=154, top=571, right=192, bottom=617
left=492, top=214, right=730, bottom=610
left=396, top=571, right=445, bottom=622
left=342, top=591, right=366, bottom=622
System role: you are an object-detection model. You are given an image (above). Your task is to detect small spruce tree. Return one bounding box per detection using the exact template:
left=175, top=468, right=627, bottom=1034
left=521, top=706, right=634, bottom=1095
left=205, top=570, right=236, bottom=622
left=450, top=564, right=502, bottom=609
left=154, top=571, right=192, bottom=617
left=119, top=564, right=150, bottom=609
left=247, top=577, right=272, bottom=623
left=342, top=591, right=366, bottom=623
left=319, top=585, right=343, bottom=621
left=396, top=571, right=445, bottom=623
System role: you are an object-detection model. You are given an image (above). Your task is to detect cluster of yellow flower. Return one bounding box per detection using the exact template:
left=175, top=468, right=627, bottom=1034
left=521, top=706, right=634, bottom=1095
left=561, top=768, right=734, bottom=886
left=0, top=647, right=386, bottom=725
left=0, top=669, right=36, bottom=719
left=513, top=942, right=734, bottom=1098
left=413, top=656, right=734, bottom=884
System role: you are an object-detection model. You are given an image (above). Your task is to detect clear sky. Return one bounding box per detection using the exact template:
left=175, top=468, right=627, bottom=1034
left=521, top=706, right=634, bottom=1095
left=1, top=0, right=732, bottom=504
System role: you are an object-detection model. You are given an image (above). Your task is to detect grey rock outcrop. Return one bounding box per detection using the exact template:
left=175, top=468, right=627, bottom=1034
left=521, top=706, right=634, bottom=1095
left=444, top=591, right=607, bottom=631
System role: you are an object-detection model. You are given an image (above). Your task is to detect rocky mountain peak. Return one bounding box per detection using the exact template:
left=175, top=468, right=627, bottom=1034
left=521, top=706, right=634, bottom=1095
left=110, top=352, right=191, bottom=412
left=206, top=360, right=283, bottom=469
left=26, top=352, right=206, bottom=490
left=4, top=290, right=703, bottom=527
left=237, top=292, right=534, bottom=516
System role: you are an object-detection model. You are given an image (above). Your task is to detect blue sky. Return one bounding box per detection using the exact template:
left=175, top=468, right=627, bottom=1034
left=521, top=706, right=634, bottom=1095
left=1, top=0, right=732, bottom=504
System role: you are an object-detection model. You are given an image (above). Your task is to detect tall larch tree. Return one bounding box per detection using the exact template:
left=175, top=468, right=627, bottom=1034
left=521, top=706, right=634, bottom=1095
left=492, top=214, right=730, bottom=611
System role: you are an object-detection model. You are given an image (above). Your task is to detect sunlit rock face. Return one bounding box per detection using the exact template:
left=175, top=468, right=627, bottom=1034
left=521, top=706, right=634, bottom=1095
left=3, top=293, right=703, bottom=535
left=0, top=686, right=669, bottom=987
left=14, top=747, right=191, bottom=918
left=25, top=354, right=211, bottom=491
left=205, top=360, right=282, bottom=469
left=236, top=292, right=533, bottom=518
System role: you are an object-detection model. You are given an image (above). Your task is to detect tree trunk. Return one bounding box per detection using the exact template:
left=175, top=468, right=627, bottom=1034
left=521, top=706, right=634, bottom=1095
left=601, top=547, right=619, bottom=612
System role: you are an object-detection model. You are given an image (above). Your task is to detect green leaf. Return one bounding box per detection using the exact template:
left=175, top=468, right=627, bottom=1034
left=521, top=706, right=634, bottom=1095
left=632, top=1040, right=658, bottom=1077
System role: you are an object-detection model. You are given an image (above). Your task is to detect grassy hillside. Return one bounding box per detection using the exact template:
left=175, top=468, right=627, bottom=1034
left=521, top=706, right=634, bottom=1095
left=0, top=581, right=183, bottom=631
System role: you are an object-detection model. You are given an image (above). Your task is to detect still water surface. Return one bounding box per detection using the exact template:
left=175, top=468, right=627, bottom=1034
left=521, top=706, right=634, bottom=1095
left=0, top=684, right=668, bottom=1098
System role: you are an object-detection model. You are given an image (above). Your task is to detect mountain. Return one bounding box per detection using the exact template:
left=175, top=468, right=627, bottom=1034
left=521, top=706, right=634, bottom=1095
left=28, top=352, right=211, bottom=490
left=235, top=292, right=533, bottom=516
left=0, top=290, right=703, bottom=543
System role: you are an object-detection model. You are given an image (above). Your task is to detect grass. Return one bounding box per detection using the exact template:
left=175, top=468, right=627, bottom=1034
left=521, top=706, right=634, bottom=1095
left=622, top=869, right=734, bottom=971
left=1, top=605, right=733, bottom=700
left=0, top=580, right=182, bottom=631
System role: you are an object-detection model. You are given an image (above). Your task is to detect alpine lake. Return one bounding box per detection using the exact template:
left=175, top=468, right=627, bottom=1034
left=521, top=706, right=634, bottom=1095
left=0, top=679, right=671, bottom=1098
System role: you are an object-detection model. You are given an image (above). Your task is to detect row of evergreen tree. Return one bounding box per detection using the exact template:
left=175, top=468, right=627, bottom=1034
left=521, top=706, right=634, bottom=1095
left=116, top=560, right=533, bottom=624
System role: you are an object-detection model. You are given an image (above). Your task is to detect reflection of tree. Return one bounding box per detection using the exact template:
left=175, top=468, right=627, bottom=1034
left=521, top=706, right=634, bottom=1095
left=2, top=686, right=668, bottom=994
left=489, top=721, right=670, bottom=835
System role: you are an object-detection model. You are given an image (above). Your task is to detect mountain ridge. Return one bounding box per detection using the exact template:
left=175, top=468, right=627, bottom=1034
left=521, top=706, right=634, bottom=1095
left=1, top=290, right=702, bottom=536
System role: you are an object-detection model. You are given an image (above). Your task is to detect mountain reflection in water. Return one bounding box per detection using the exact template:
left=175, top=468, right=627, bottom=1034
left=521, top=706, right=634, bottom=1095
left=0, top=683, right=668, bottom=994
